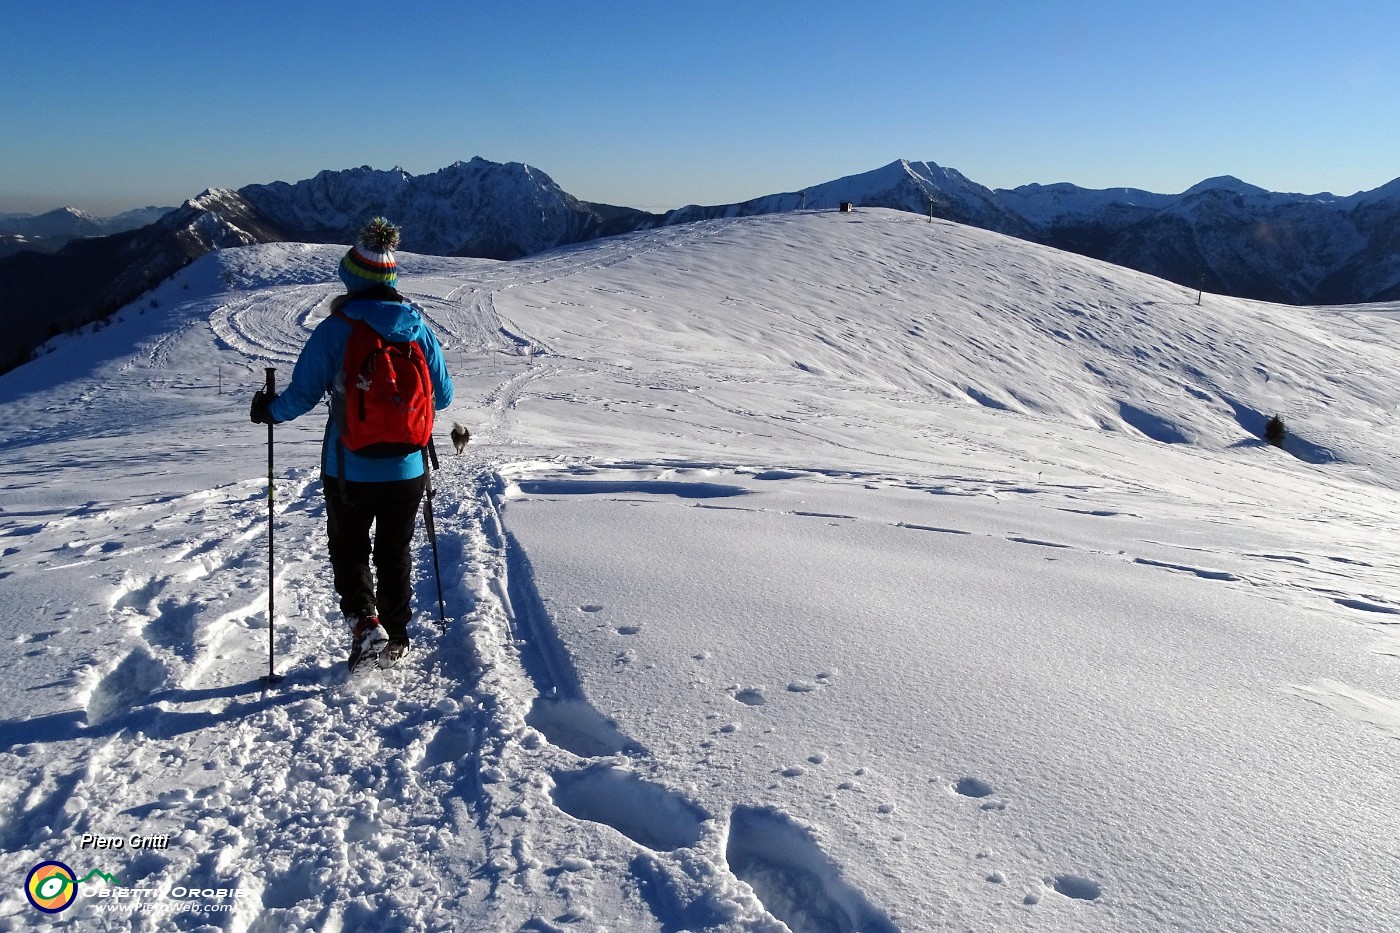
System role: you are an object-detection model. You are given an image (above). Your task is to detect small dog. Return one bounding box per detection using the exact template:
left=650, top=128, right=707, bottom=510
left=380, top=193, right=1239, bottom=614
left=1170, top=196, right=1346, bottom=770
left=450, top=422, right=471, bottom=454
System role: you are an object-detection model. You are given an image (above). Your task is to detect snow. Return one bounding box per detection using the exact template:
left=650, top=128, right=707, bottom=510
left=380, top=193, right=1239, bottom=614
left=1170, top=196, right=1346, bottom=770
left=2, top=209, right=1400, bottom=932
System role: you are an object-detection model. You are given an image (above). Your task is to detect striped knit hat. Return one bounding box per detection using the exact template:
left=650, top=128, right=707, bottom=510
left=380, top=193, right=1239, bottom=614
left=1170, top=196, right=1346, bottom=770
left=338, top=217, right=400, bottom=292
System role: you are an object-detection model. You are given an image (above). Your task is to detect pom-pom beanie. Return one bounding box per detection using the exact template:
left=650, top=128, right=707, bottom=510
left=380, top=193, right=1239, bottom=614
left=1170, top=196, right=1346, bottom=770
left=339, top=217, right=401, bottom=292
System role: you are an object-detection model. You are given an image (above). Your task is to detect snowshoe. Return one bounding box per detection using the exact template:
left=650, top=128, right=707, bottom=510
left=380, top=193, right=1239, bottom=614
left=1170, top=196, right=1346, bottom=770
left=377, top=638, right=410, bottom=670
left=347, top=615, right=388, bottom=672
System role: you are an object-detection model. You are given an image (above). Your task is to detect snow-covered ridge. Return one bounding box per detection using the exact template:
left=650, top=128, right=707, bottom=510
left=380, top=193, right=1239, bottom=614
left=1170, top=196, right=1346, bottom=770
left=113, top=155, right=1400, bottom=307
left=652, top=158, right=1400, bottom=304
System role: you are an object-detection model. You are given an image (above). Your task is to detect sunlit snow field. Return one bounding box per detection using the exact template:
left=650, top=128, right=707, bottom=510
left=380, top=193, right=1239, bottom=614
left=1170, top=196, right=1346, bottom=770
left=2, top=210, right=1398, bottom=932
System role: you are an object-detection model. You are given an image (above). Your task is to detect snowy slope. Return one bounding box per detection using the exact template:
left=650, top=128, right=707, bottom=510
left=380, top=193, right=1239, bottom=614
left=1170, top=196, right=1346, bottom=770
left=2, top=210, right=1400, bottom=932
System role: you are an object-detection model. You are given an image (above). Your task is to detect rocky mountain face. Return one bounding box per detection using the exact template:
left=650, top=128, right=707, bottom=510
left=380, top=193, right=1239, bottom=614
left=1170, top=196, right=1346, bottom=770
left=1001, top=174, right=1400, bottom=304
left=235, top=159, right=654, bottom=260
left=3, top=156, right=1397, bottom=376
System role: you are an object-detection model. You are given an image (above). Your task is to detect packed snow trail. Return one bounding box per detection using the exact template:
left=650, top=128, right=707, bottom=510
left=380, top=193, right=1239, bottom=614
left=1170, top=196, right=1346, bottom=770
left=0, top=449, right=861, bottom=930
left=0, top=463, right=498, bottom=929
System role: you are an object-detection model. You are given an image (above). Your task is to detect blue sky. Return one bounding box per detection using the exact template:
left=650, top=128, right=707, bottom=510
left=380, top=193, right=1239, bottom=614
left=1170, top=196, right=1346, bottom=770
left=3, top=0, right=1397, bottom=215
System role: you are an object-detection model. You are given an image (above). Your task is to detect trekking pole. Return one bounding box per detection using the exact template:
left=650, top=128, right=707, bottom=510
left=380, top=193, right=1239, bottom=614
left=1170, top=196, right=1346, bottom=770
left=422, top=440, right=448, bottom=631
left=263, top=367, right=282, bottom=685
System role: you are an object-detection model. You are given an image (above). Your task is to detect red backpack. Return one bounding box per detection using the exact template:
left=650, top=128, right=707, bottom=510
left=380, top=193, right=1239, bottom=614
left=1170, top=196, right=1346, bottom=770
left=334, top=312, right=435, bottom=457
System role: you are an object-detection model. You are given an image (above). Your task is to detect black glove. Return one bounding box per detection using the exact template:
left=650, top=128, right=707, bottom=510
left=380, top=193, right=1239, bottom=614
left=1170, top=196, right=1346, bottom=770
left=250, top=389, right=279, bottom=425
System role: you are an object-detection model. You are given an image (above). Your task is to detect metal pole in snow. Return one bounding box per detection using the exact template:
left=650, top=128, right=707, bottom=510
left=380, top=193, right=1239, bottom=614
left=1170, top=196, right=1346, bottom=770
left=263, top=367, right=282, bottom=684
left=423, top=440, right=448, bottom=631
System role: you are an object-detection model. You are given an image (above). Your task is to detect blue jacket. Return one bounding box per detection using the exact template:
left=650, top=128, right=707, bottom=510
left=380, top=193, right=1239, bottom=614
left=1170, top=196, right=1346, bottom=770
left=269, top=295, right=454, bottom=482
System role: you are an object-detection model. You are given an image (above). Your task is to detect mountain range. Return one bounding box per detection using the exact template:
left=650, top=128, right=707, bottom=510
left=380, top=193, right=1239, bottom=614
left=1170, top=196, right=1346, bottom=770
left=0, top=205, right=173, bottom=257
left=667, top=160, right=1400, bottom=306
left=3, top=156, right=1398, bottom=374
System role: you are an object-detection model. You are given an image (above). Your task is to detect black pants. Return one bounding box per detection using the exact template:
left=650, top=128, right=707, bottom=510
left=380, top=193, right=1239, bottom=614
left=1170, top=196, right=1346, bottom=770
left=324, top=475, right=426, bottom=641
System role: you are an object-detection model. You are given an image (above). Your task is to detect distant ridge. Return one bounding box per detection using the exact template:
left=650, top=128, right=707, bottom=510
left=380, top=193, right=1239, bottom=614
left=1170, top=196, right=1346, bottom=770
left=0, top=205, right=174, bottom=258
left=670, top=159, right=1400, bottom=306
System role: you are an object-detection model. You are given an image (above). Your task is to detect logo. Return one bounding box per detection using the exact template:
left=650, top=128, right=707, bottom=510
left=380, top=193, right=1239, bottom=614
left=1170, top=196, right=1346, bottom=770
left=26, top=861, right=77, bottom=914
left=24, top=861, right=120, bottom=914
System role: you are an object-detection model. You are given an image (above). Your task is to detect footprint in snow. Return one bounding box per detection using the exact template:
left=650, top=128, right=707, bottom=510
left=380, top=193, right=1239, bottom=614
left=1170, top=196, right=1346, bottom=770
left=953, top=777, right=994, bottom=797
left=17, top=630, right=62, bottom=644
left=726, top=806, right=898, bottom=933
left=951, top=776, right=1005, bottom=809
left=142, top=596, right=203, bottom=657
left=111, top=573, right=168, bottom=614
left=1051, top=874, right=1104, bottom=901
left=550, top=764, right=707, bottom=851
left=527, top=697, right=642, bottom=758
left=85, top=649, right=168, bottom=726
left=418, top=720, right=479, bottom=772
left=788, top=670, right=838, bottom=693
left=261, top=861, right=318, bottom=911
left=731, top=687, right=767, bottom=707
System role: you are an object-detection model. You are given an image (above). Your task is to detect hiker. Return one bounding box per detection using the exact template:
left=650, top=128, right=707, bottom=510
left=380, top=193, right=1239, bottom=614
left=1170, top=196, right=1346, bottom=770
left=250, top=218, right=454, bottom=670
